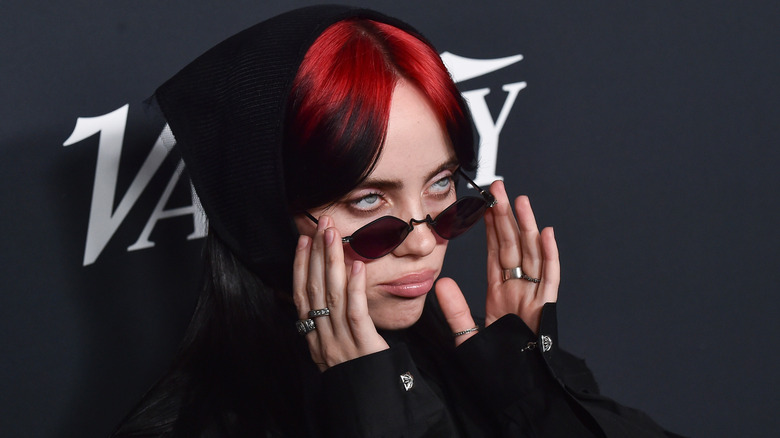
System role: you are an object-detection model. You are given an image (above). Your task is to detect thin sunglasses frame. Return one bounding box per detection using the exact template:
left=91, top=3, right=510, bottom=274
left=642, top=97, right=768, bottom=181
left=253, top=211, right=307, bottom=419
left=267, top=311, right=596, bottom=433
left=304, top=167, right=496, bottom=259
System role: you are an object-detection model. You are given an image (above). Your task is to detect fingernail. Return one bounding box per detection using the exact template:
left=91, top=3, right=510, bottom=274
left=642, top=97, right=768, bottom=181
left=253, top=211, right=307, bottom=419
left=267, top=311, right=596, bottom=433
left=352, top=260, right=363, bottom=274
left=324, top=228, right=334, bottom=246
left=317, top=216, right=327, bottom=231
left=296, top=235, right=309, bottom=250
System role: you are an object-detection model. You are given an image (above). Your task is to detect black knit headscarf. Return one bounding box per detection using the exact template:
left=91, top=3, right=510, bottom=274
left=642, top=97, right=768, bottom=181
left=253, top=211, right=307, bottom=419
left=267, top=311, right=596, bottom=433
left=153, top=5, right=468, bottom=286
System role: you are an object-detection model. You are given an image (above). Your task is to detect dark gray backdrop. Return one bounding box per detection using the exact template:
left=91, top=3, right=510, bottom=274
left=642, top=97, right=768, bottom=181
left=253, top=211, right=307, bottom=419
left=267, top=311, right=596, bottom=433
left=1, top=1, right=777, bottom=437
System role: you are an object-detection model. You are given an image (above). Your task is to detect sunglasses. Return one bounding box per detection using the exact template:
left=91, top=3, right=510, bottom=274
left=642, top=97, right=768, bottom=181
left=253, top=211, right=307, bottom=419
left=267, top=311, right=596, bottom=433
left=304, top=167, right=496, bottom=259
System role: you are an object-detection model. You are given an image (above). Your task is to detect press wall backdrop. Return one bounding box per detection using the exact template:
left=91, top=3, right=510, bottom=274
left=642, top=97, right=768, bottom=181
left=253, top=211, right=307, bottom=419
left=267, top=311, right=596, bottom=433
left=2, top=1, right=777, bottom=437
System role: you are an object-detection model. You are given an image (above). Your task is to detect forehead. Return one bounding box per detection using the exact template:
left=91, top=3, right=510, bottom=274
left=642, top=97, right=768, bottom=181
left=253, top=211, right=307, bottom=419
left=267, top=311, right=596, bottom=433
left=368, top=81, right=455, bottom=181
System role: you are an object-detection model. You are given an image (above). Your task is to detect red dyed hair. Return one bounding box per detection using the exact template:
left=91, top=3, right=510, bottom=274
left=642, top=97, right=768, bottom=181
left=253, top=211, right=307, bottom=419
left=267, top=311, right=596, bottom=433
left=284, top=18, right=475, bottom=210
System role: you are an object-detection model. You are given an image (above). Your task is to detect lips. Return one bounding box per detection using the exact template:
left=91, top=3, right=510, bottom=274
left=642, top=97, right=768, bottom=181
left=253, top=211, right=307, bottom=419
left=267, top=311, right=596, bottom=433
left=378, top=270, right=437, bottom=298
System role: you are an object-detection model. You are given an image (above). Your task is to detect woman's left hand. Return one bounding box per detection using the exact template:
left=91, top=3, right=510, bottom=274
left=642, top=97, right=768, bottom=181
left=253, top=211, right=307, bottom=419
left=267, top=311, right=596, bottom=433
left=435, top=180, right=559, bottom=345
left=483, top=180, right=559, bottom=334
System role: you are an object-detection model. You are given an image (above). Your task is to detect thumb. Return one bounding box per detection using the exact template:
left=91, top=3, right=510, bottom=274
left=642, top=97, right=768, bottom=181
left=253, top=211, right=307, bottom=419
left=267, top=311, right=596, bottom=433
left=435, top=277, right=478, bottom=346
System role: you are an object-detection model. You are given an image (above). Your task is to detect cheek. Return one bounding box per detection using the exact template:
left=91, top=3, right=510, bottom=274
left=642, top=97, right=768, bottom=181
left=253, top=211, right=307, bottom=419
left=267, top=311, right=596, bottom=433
left=292, top=214, right=316, bottom=237
left=431, top=240, right=450, bottom=271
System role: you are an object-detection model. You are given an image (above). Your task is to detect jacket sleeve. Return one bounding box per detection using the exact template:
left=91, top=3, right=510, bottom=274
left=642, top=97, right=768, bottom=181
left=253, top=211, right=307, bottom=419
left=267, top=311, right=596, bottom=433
left=455, top=303, right=681, bottom=437
left=321, top=343, right=460, bottom=437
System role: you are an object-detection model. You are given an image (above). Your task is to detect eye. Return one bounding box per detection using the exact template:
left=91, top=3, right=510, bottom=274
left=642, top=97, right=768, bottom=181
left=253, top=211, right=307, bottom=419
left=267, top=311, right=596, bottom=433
left=350, top=193, right=382, bottom=211
left=429, top=175, right=453, bottom=195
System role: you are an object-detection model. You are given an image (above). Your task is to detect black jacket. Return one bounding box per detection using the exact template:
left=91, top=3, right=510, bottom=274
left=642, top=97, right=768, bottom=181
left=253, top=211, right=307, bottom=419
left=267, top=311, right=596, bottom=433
left=319, top=303, right=682, bottom=437
left=117, top=300, right=683, bottom=437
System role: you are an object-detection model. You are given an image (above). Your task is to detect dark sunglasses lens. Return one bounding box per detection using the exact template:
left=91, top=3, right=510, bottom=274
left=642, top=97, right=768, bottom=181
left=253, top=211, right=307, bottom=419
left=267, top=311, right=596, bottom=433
left=433, top=197, right=488, bottom=239
left=349, top=216, right=411, bottom=259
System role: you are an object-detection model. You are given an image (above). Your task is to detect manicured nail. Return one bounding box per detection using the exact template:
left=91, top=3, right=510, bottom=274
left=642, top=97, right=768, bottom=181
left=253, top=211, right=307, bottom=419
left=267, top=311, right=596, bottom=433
left=352, top=260, right=363, bottom=274
left=296, top=235, right=309, bottom=250
left=324, top=228, right=334, bottom=246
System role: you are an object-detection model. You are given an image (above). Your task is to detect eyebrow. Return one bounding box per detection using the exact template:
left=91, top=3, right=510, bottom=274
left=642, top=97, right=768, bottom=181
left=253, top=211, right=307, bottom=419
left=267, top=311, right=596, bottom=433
left=357, top=157, right=460, bottom=191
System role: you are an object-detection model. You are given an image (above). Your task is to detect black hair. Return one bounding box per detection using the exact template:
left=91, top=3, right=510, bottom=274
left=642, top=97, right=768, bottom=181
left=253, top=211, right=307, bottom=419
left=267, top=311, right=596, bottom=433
left=112, top=232, right=315, bottom=437
left=114, top=8, right=474, bottom=437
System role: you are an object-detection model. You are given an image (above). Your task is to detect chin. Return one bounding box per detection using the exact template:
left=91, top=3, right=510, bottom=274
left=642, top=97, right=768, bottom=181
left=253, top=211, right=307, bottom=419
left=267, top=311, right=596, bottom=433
left=375, top=316, right=420, bottom=331
left=370, top=295, right=427, bottom=330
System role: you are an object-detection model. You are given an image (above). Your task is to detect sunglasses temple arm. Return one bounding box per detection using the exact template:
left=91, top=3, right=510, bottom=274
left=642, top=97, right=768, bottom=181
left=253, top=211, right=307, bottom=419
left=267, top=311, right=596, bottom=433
left=458, top=168, right=497, bottom=207
left=302, top=211, right=352, bottom=243
left=304, top=211, right=319, bottom=224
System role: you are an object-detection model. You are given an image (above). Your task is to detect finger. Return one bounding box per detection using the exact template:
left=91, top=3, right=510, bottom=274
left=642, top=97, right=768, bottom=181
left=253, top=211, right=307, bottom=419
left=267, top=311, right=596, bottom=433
left=323, top=226, right=350, bottom=340
left=483, top=199, right=503, bottom=287
left=293, top=234, right=312, bottom=319
left=345, top=260, right=379, bottom=349
left=307, top=216, right=334, bottom=338
left=515, top=196, right=542, bottom=279
left=435, top=278, right=478, bottom=346
left=490, top=181, right=522, bottom=271
left=293, top=234, right=323, bottom=361
left=538, top=227, right=560, bottom=303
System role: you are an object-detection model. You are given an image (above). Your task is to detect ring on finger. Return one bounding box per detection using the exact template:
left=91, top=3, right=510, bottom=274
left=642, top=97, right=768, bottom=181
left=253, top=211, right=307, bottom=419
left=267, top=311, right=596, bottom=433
left=502, top=266, right=541, bottom=284
left=308, top=308, right=330, bottom=318
left=295, top=318, right=316, bottom=335
left=453, top=326, right=479, bottom=337
left=522, top=274, right=541, bottom=283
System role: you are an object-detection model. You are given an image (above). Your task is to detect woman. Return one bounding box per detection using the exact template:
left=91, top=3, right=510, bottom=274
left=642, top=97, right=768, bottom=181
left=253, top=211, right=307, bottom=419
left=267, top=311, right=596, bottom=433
left=113, top=5, right=680, bottom=437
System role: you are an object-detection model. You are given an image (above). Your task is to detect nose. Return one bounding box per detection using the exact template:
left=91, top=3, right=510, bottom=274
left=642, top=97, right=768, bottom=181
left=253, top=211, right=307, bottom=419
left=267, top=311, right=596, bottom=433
left=392, top=214, right=439, bottom=258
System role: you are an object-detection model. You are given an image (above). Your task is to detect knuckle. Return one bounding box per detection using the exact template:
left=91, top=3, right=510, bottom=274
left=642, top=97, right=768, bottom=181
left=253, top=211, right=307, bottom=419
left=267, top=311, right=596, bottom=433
left=292, top=293, right=305, bottom=309
left=320, top=346, right=342, bottom=366
left=307, top=283, right=324, bottom=299
left=448, top=307, right=470, bottom=322
left=326, top=250, right=340, bottom=265
left=499, top=235, right=518, bottom=248
left=347, top=309, right=363, bottom=326
left=543, top=278, right=560, bottom=289
left=326, top=293, right=341, bottom=309
left=499, top=235, right=516, bottom=246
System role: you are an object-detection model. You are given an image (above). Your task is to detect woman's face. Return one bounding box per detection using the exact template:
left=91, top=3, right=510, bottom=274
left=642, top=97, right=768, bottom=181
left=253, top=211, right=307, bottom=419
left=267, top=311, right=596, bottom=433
left=295, top=80, right=457, bottom=330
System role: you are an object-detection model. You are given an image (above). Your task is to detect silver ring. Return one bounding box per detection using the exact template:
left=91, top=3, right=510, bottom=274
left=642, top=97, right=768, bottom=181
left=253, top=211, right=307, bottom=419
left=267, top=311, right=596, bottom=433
left=502, top=266, right=523, bottom=282
left=522, top=274, right=541, bottom=283
left=308, top=308, right=330, bottom=318
left=502, top=267, right=541, bottom=284
left=453, top=326, right=479, bottom=337
left=295, top=318, right=316, bottom=335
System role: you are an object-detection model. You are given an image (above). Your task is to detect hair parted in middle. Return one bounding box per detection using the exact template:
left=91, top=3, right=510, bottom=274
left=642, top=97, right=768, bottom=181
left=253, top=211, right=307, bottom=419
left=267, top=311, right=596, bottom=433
left=283, top=18, right=476, bottom=213
left=112, top=10, right=476, bottom=437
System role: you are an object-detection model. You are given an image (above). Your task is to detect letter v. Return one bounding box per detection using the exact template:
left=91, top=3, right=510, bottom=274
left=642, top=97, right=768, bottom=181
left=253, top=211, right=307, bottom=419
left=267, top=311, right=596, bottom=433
left=63, top=104, right=173, bottom=265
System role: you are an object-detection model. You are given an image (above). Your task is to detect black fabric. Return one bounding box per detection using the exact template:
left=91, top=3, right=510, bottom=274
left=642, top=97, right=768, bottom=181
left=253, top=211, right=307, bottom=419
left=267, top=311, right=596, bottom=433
left=116, top=294, right=682, bottom=437
left=313, top=302, right=681, bottom=438
left=153, top=5, right=428, bottom=285
left=172, top=299, right=679, bottom=437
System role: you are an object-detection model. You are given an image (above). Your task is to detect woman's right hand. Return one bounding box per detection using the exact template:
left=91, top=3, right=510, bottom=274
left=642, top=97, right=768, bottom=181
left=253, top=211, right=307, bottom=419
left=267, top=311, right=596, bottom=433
left=293, top=215, right=389, bottom=372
